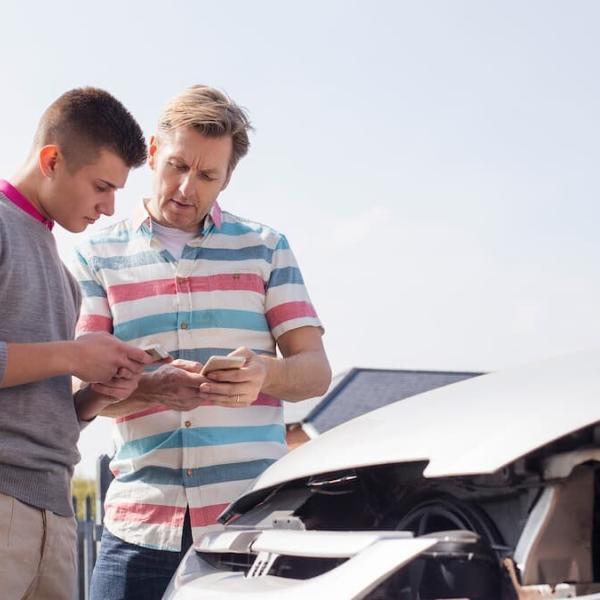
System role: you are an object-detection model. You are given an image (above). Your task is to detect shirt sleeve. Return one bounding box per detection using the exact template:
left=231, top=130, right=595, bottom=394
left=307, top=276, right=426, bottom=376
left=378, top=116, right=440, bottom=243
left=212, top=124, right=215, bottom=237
left=0, top=341, right=7, bottom=386
left=70, top=246, right=113, bottom=336
left=264, top=234, right=323, bottom=340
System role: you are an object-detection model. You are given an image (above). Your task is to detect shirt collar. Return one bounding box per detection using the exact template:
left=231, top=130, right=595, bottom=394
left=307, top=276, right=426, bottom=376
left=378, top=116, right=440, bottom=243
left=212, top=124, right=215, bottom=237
left=133, top=199, right=222, bottom=235
left=0, top=179, right=54, bottom=230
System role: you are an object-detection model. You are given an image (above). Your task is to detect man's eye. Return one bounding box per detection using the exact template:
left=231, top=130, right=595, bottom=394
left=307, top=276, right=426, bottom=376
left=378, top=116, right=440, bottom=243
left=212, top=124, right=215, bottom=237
left=200, top=173, right=215, bottom=181
left=169, top=161, right=187, bottom=171
left=96, top=185, right=108, bottom=192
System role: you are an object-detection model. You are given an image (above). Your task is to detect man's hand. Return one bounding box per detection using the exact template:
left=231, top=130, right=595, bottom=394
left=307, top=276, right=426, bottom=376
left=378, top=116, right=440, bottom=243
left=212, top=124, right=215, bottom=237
left=71, top=332, right=154, bottom=383
left=90, top=375, right=142, bottom=403
left=198, top=347, right=267, bottom=407
left=140, top=359, right=209, bottom=411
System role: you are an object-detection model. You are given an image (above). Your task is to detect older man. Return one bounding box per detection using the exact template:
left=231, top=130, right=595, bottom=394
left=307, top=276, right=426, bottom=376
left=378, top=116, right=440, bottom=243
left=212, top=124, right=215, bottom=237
left=0, top=87, right=153, bottom=600
left=74, top=85, right=331, bottom=600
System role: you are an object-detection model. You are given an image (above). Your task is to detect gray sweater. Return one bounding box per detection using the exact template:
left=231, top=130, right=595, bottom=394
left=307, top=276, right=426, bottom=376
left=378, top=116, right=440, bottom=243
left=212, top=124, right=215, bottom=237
left=0, top=192, right=82, bottom=516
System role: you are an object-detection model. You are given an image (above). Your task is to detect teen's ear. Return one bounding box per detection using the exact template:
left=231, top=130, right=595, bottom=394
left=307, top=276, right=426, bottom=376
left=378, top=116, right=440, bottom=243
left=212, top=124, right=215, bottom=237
left=148, top=135, right=158, bottom=170
left=38, top=145, right=60, bottom=178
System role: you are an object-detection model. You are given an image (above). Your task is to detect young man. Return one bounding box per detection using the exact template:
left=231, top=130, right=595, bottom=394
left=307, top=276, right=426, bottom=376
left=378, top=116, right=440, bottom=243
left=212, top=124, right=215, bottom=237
left=75, top=85, right=332, bottom=599
left=0, top=87, right=154, bottom=600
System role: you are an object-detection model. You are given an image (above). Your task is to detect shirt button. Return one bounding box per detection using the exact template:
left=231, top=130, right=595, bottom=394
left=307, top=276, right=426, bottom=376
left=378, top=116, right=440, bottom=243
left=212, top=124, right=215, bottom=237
left=180, top=322, right=189, bottom=330
left=184, top=421, right=192, bottom=428
left=186, top=469, right=193, bottom=477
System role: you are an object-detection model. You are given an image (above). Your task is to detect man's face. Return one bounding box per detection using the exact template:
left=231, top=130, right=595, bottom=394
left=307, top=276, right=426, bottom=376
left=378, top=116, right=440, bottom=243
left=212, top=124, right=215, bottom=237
left=44, top=148, right=130, bottom=233
left=147, top=127, right=232, bottom=232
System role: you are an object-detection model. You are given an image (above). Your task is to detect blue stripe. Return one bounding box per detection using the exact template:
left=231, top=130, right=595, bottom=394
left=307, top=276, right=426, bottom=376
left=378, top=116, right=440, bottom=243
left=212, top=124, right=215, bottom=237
left=79, top=279, right=106, bottom=298
left=274, top=236, right=290, bottom=250
left=218, top=222, right=269, bottom=237
left=171, top=348, right=275, bottom=363
left=91, top=251, right=166, bottom=271
left=184, top=245, right=274, bottom=263
left=116, top=425, right=285, bottom=460
left=114, top=309, right=269, bottom=341
left=116, top=459, right=276, bottom=487
left=88, top=228, right=131, bottom=244
left=268, top=267, right=304, bottom=288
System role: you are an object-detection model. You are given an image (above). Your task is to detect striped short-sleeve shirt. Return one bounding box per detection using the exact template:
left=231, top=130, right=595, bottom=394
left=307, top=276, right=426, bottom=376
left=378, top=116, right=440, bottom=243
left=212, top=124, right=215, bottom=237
left=72, top=200, right=322, bottom=551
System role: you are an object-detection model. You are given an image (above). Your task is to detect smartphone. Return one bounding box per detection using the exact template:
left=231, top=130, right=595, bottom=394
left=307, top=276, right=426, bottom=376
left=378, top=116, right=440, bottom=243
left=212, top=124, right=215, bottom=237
left=141, top=343, right=170, bottom=362
left=200, top=355, right=246, bottom=376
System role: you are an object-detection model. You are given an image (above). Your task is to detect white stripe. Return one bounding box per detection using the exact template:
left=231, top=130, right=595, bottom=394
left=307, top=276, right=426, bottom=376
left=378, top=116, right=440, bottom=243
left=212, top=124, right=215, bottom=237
left=124, top=328, right=276, bottom=353
left=272, top=316, right=323, bottom=340
left=265, top=282, right=315, bottom=310
left=271, top=247, right=302, bottom=270
left=111, top=441, right=286, bottom=476
left=114, top=405, right=284, bottom=442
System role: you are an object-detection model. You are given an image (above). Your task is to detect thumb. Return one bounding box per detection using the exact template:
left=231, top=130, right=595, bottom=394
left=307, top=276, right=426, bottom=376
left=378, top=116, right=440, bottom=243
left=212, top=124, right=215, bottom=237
left=171, top=359, right=204, bottom=374
left=228, top=347, right=252, bottom=360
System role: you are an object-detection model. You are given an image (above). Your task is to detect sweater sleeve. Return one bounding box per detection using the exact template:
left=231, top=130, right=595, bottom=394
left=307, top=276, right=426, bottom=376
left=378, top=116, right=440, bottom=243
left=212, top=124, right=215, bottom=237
left=0, top=341, right=7, bottom=385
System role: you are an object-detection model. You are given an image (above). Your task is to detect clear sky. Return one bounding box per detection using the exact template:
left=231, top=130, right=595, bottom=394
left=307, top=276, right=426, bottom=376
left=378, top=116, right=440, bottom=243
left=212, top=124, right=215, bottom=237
left=1, top=1, right=599, bottom=476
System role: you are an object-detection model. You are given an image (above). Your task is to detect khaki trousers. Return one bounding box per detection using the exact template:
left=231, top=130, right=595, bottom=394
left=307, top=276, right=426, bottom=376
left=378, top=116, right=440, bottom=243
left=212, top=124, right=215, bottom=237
left=0, top=491, right=77, bottom=600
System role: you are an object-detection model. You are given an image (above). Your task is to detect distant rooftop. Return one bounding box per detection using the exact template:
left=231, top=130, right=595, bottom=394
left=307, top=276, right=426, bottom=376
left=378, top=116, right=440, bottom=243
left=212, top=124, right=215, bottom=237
left=287, top=368, right=483, bottom=436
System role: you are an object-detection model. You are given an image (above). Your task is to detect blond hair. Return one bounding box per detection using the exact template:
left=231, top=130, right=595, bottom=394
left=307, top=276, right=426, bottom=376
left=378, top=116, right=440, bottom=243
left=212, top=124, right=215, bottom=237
left=158, top=85, right=252, bottom=172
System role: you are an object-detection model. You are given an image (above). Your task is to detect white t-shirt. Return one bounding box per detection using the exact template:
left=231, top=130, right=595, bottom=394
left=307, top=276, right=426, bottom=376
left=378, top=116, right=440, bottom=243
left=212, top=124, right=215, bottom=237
left=151, top=221, right=197, bottom=261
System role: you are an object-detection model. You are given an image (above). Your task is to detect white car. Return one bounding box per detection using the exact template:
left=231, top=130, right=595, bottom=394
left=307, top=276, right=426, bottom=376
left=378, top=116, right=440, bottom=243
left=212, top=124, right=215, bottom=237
left=164, top=350, right=600, bottom=599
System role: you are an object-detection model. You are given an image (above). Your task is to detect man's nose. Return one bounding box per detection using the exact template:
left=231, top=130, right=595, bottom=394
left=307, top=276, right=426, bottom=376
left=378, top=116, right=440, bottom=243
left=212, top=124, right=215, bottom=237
left=179, top=173, right=196, bottom=198
left=98, top=194, right=115, bottom=217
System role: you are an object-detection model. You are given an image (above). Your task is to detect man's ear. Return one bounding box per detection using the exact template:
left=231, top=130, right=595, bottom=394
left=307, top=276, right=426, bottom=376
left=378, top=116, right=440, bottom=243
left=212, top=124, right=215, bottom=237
left=148, top=135, right=159, bottom=170
left=38, top=145, right=60, bottom=178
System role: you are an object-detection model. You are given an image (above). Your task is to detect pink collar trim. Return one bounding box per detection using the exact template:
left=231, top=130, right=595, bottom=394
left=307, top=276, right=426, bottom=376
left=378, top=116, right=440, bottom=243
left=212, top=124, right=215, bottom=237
left=0, top=179, right=54, bottom=230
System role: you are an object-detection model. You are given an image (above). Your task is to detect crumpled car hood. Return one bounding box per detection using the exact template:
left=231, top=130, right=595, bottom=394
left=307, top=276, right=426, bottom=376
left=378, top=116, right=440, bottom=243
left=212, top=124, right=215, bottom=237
left=241, top=349, right=600, bottom=499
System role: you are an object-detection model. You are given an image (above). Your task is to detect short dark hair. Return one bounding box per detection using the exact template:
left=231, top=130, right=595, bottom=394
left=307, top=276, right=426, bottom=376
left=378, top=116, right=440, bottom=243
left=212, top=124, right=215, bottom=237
left=34, top=87, right=147, bottom=171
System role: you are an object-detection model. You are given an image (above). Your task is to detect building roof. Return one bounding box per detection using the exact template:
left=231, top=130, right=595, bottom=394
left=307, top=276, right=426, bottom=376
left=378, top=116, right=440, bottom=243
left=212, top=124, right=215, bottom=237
left=297, top=368, right=483, bottom=436
left=283, top=371, right=347, bottom=425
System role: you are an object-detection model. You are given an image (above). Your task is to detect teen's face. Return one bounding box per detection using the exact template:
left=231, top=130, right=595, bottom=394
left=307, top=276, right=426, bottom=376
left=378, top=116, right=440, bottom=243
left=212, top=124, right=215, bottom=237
left=44, top=149, right=130, bottom=233
left=147, top=128, right=232, bottom=232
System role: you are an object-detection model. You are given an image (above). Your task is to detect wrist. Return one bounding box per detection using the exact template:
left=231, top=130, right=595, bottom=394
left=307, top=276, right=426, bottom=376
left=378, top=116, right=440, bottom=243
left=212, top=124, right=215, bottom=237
left=258, top=354, right=281, bottom=395
left=57, top=340, right=79, bottom=376
left=74, top=386, right=111, bottom=421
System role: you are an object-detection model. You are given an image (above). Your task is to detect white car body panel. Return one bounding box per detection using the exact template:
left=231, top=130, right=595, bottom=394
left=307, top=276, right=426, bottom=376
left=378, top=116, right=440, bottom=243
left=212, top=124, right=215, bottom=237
left=242, top=350, right=600, bottom=498
left=166, top=533, right=437, bottom=600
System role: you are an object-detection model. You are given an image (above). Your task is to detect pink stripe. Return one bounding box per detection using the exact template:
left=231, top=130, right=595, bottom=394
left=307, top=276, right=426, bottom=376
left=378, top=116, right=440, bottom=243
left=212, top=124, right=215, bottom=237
left=108, top=278, right=176, bottom=304
left=254, top=393, right=281, bottom=407
left=0, top=179, right=54, bottom=230
left=76, top=314, right=113, bottom=335
left=266, top=301, right=317, bottom=329
left=115, top=405, right=171, bottom=423
left=210, top=202, right=222, bottom=229
left=189, top=503, right=229, bottom=527
left=117, top=394, right=280, bottom=424
left=107, top=274, right=265, bottom=304
left=194, top=273, right=265, bottom=294
left=105, top=502, right=185, bottom=526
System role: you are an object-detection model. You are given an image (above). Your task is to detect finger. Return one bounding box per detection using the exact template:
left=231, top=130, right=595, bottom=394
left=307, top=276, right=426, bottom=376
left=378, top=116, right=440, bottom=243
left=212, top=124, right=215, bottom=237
left=227, top=347, right=252, bottom=359
left=91, top=383, right=126, bottom=399
left=126, top=346, right=155, bottom=365
left=120, top=358, right=147, bottom=374
left=170, top=360, right=203, bottom=374
left=198, top=382, right=243, bottom=396
left=205, top=395, right=249, bottom=408
left=205, top=367, right=250, bottom=382
left=161, top=399, right=204, bottom=411
left=117, top=367, right=135, bottom=379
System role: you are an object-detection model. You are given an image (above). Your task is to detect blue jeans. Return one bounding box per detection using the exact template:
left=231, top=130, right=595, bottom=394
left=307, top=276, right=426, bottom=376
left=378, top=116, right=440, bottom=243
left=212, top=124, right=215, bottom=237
left=90, top=510, right=193, bottom=600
